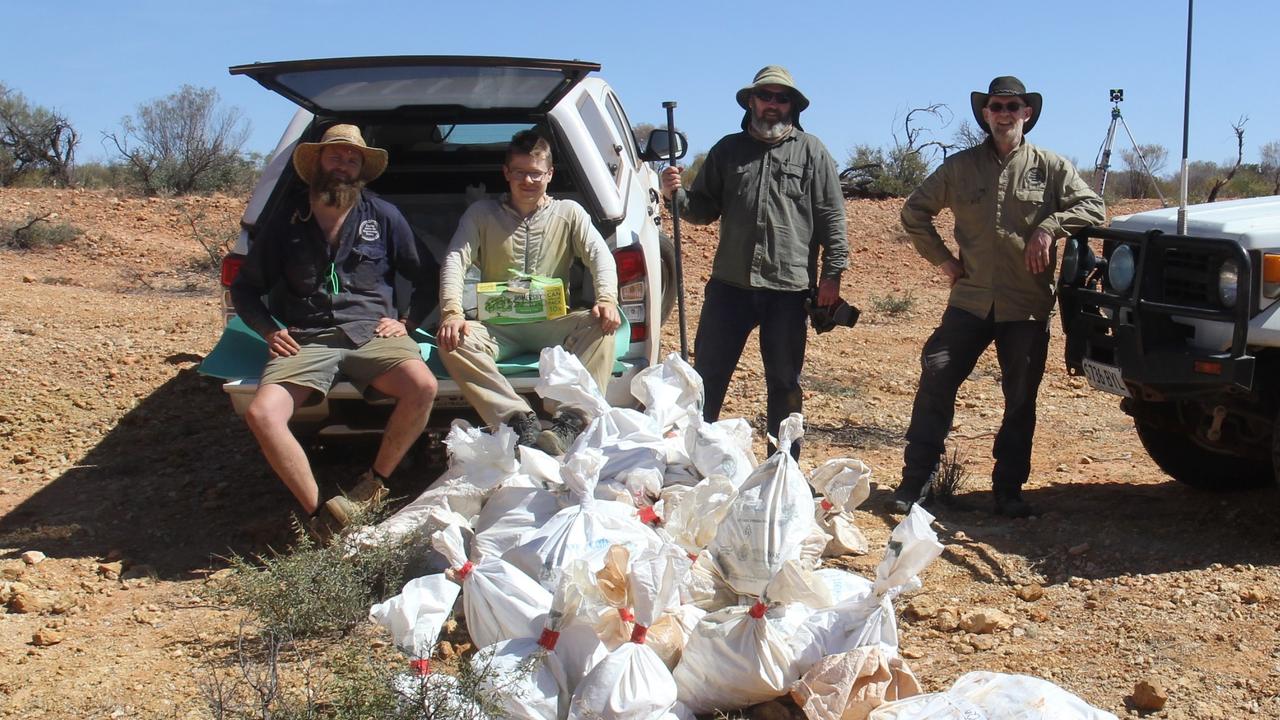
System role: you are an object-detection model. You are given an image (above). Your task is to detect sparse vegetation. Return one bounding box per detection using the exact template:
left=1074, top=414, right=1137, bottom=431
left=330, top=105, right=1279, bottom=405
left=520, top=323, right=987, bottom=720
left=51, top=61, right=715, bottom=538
left=932, top=446, right=971, bottom=502
left=182, top=203, right=238, bottom=273
left=872, top=290, right=916, bottom=316
left=2, top=211, right=81, bottom=249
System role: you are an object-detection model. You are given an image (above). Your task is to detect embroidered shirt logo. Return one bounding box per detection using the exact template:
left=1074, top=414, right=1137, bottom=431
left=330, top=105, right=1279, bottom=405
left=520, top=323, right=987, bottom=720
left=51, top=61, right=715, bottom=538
left=1024, top=166, right=1046, bottom=189
left=358, top=219, right=380, bottom=243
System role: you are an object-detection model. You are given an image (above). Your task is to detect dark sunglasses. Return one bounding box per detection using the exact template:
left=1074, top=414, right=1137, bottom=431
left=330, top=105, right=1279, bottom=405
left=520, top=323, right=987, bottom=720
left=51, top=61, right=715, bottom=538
left=752, top=89, right=792, bottom=104
left=986, top=100, right=1025, bottom=114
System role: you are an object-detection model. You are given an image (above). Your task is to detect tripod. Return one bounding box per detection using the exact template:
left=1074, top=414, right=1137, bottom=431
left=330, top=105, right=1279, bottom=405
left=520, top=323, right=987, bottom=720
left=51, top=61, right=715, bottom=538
left=1094, top=91, right=1167, bottom=205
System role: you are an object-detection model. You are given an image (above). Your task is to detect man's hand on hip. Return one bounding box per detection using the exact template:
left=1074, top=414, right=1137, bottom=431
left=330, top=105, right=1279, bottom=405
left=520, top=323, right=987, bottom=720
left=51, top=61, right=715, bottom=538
left=265, top=328, right=301, bottom=359
left=374, top=317, right=407, bottom=338
left=1025, top=228, right=1054, bottom=274
left=816, top=277, right=841, bottom=307
left=437, top=316, right=468, bottom=352
left=940, top=258, right=966, bottom=287
left=593, top=302, right=621, bottom=333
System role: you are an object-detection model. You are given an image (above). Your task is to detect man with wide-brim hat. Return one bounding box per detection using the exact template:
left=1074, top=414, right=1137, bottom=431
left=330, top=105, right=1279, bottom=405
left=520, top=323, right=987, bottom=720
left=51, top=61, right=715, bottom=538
left=888, top=76, right=1104, bottom=519
left=660, top=65, right=849, bottom=461
left=231, top=123, right=439, bottom=542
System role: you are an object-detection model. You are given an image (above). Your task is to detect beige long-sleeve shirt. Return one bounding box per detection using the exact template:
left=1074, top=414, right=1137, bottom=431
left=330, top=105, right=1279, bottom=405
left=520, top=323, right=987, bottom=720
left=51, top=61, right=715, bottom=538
left=902, top=139, right=1105, bottom=321
left=440, top=195, right=617, bottom=322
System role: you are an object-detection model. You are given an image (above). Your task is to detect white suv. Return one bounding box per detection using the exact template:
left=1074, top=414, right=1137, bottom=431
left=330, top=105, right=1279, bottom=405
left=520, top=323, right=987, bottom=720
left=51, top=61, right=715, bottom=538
left=201, top=56, right=684, bottom=432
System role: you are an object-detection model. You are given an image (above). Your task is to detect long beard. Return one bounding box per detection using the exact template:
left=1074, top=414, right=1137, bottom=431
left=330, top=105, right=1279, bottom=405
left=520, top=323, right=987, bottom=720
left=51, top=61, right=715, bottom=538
left=749, top=114, right=794, bottom=142
left=312, top=171, right=365, bottom=209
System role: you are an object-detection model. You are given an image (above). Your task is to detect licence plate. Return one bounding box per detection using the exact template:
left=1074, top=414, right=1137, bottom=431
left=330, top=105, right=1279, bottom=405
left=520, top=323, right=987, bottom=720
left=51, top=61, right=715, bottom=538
left=1082, top=358, right=1131, bottom=397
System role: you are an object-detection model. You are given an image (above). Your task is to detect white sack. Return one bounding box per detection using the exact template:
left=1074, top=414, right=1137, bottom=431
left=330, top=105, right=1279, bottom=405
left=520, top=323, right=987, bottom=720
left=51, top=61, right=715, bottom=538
left=369, top=574, right=461, bottom=660
left=472, top=485, right=563, bottom=562
left=868, top=671, right=1118, bottom=720
left=685, top=411, right=757, bottom=488
left=790, top=645, right=921, bottom=720
left=432, top=523, right=551, bottom=649
left=657, top=475, right=738, bottom=557
left=631, top=352, right=705, bottom=432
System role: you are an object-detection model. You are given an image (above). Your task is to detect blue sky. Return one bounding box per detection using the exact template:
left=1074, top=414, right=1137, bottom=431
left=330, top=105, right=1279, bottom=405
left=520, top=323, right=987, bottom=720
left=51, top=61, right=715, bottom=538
left=5, top=1, right=1277, bottom=174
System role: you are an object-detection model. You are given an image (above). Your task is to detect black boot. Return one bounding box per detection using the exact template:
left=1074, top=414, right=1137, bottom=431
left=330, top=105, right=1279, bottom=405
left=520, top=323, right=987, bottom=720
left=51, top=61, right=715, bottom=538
left=506, top=412, right=540, bottom=449
left=536, top=412, right=586, bottom=456
left=886, top=476, right=932, bottom=514
left=993, top=486, right=1037, bottom=518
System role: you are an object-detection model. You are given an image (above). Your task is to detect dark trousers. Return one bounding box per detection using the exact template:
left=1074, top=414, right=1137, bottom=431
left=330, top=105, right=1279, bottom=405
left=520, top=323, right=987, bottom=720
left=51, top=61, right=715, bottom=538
left=900, top=306, right=1050, bottom=494
left=694, top=279, right=809, bottom=459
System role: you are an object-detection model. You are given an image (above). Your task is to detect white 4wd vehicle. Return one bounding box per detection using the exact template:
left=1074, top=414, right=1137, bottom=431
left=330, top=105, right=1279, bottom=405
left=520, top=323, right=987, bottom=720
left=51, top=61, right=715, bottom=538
left=201, top=56, right=684, bottom=432
left=1057, top=196, right=1280, bottom=488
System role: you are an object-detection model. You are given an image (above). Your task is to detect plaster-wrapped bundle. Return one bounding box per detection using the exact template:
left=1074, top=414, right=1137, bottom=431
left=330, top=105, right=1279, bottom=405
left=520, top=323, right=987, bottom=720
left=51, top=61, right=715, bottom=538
left=630, top=351, right=705, bottom=433
left=790, top=646, right=922, bottom=720
left=868, top=671, right=1119, bottom=720
left=684, top=410, right=757, bottom=488
left=808, top=458, right=874, bottom=557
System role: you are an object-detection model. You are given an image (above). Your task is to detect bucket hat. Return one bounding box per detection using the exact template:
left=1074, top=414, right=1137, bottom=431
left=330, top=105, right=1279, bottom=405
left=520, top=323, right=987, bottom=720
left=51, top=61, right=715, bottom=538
left=737, top=65, right=809, bottom=130
left=292, top=124, right=388, bottom=185
left=970, top=76, right=1042, bottom=135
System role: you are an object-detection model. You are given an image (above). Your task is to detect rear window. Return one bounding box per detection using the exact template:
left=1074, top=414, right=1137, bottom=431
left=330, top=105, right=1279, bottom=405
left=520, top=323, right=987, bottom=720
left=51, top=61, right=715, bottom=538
left=273, top=66, right=568, bottom=113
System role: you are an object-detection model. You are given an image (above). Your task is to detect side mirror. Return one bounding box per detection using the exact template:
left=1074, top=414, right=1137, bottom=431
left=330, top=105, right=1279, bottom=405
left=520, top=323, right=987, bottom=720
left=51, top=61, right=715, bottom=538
left=640, top=129, right=688, bottom=162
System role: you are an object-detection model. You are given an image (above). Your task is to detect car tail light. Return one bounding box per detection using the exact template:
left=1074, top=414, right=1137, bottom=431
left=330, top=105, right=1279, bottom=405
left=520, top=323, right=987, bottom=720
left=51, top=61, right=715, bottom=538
left=613, top=245, right=647, bottom=345
left=1263, top=253, right=1280, bottom=299
left=221, top=255, right=245, bottom=287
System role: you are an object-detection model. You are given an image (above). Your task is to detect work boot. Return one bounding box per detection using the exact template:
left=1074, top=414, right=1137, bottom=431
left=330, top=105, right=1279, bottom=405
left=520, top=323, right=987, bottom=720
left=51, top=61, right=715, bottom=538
left=536, top=412, right=586, bottom=456
left=506, top=411, right=541, bottom=449
left=885, top=479, right=931, bottom=515
left=346, top=469, right=389, bottom=505
left=306, top=495, right=358, bottom=545
left=993, top=487, right=1037, bottom=518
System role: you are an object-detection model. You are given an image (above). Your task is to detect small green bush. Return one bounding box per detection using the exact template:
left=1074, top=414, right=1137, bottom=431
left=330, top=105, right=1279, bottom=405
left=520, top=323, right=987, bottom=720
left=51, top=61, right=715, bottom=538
left=872, top=291, right=916, bottom=316
left=2, top=213, right=81, bottom=249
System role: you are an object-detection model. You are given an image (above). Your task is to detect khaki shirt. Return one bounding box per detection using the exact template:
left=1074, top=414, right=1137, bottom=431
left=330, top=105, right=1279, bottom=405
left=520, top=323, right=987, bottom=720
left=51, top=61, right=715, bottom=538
left=902, top=139, right=1105, bottom=321
left=440, top=195, right=617, bottom=322
left=678, top=130, right=848, bottom=291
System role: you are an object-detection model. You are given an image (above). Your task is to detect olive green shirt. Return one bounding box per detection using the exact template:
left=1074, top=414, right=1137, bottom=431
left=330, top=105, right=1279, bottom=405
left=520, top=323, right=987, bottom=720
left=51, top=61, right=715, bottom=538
left=902, top=139, right=1105, bottom=321
left=677, top=130, right=848, bottom=291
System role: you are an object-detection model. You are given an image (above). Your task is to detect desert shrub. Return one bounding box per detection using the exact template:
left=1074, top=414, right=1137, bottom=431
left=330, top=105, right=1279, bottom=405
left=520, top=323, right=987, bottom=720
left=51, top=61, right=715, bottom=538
left=181, top=203, right=239, bottom=273
left=846, top=144, right=930, bottom=199
left=871, top=290, right=916, bottom=316
left=2, top=213, right=81, bottom=249
left=75, top=161, right=135, bottom=192
left=933, top=446, right=971, bottom=502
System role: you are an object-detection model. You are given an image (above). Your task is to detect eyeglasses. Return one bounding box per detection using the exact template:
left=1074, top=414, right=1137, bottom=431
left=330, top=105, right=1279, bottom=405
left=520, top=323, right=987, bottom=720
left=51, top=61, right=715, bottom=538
left=986, top=100, right=1025, bottom=114
left=507, top=169, right=548, bottom=182
left=752, top=89, right=792, bottom=104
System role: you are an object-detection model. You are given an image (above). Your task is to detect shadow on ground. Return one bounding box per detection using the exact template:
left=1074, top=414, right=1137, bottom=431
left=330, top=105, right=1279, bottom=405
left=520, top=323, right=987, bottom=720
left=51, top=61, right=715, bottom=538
left=0, top=367, right=444, bottom=579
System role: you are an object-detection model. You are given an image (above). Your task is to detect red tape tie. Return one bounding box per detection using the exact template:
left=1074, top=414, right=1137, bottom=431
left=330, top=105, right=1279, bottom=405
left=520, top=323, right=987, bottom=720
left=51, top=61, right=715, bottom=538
left=538, top=628, right=560, bottom=651
left=410, top=659, right=431, bottom=676
left=687, top=551, right=699, bottom=562
left=455, top=561, right=474, bottom=581
left=638, top=506, right=660, bottom=525
left=630, top=624, right=649, bottom=644
left=618, top=607, right=635, bottom=623
left=748, top=601, right=768, bottom=619
left=820, top=499, right=834, bottom=512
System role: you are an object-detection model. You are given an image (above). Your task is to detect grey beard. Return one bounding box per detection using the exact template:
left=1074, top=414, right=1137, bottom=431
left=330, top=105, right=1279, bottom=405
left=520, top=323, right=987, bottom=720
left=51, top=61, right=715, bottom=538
left=749, top=115, right=793, bottom=142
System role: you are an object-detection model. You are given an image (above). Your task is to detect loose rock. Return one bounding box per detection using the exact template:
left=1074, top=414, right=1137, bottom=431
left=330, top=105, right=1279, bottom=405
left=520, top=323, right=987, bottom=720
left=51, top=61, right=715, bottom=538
left=959, top=608, right=1015, bottom=634
left=1016, top=583, right=1044, bottom=602
left=31, top=628, right=63, bottom=646
left=20, top=551, right=46, bottom=565
left=1132, top=679, right=1168, bottom=711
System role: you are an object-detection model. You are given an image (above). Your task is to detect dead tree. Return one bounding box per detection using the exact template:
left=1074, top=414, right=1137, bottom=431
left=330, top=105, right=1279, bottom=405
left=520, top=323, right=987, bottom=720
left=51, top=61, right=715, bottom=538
left=1207, top=117, right=1247, bottom=203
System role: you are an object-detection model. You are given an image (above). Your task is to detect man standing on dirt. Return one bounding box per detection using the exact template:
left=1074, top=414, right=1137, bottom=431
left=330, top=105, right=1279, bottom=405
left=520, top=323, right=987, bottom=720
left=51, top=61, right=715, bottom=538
left=888, top=77, right=1105, bottom=518
left=231, top=124, right=438, bottom=538
left=660, top=65, right=848, bottom=460
left=436, top=129, right=619, bottom=455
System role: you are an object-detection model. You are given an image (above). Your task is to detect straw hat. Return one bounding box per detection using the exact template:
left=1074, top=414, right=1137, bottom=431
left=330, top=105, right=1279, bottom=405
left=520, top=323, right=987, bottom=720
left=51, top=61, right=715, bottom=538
left=291, top=124, right=388, bottom=185
left=970, top=76, right=1042, bottom=135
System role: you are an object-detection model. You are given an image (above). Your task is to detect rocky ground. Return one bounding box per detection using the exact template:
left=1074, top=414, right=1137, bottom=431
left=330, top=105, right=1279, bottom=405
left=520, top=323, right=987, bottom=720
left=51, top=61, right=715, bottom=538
left=1, top=187, right=1278, bottom=718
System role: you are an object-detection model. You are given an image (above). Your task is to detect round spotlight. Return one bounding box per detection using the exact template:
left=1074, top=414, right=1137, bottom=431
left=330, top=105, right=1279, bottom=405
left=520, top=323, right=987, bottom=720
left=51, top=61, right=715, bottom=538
left=1108, top=244, right=1136, bottom=293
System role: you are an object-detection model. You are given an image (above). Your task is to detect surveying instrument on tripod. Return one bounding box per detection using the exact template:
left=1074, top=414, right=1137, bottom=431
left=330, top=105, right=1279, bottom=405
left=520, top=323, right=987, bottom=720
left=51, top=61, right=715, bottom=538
left=1093, top=89, right=1168, bottom=206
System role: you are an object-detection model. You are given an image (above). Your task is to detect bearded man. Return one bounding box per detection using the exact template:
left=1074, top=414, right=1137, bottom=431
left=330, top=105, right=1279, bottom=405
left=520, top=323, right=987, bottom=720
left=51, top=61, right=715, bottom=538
left=231, top=124, right=438, bottom=538
left=661, top=65, right=849, bottom=459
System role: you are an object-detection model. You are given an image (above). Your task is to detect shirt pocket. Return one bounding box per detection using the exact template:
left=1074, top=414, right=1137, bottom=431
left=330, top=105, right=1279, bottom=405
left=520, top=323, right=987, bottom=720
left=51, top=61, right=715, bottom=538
left=733, top=162, right=757, bottom=197
left=347, top=240, right=389, bottom=288
left=777, top=160, right=806, bottom=199
left=1013, top=187, right=1049, bottom=231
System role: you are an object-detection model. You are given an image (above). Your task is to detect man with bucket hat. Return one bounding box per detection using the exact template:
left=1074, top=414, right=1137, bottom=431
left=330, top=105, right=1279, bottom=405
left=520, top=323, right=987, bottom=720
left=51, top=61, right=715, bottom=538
left=231, top=124, right=439, bottom=539
left=661, top=65, right=849, bottom=460
left=888, top=76, right=1104, bottom=518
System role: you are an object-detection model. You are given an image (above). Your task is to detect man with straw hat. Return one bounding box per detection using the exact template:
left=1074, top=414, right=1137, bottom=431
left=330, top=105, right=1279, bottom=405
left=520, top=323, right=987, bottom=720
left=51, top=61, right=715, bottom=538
left=888, top=76, right=1105, bottom=518
left=660, top=65, right=849, bottom=460
left=231, top=124, right=439, bottom=539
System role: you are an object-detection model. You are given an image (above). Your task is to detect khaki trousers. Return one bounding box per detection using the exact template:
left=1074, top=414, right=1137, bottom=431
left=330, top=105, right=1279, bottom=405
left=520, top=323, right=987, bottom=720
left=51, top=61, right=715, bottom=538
left=439, top=310, right=615, bottom=426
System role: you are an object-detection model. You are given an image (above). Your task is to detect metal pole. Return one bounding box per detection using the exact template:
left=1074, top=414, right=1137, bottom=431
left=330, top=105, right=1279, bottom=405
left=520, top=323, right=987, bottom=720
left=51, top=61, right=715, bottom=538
left=1178, top=0, right=1193, bottom=234
left=663, top=101, right=689, bottom=360
left=1117, top=115, right=1169, bottom=206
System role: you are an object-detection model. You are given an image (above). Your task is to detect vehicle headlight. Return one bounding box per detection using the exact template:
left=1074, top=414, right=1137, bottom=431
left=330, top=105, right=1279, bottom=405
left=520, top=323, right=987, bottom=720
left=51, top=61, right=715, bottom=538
left=1108, top=244, right=1136, bottom=293
left=1218, top=259, right=1239, bottom=307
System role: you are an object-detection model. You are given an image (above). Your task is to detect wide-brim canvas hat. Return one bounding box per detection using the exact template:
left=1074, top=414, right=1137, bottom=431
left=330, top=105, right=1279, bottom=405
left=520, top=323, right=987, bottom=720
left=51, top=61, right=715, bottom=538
left=737, top=65, right=809, bottom=131
left=970, top=76, right=1042, bottom=135
left=292, top=124, right=388, bottom=185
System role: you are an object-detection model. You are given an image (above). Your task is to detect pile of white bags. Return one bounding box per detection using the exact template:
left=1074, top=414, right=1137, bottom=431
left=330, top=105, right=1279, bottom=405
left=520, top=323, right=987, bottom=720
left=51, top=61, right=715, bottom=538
left=359, top=350, right=1114, bottom=719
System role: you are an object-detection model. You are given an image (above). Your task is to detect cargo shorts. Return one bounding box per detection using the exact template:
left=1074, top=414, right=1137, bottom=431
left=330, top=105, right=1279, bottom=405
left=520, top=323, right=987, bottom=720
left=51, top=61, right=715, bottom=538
left=259, top=329, right=423, bottom=402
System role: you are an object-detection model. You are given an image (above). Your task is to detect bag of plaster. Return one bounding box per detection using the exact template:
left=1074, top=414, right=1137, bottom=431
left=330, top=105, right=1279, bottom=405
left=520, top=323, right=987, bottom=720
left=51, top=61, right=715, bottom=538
left=596, top=466, right=664, bottom=508
left=472, top=485, right=565, bottom=562
left=809, top=458, right=874, bottom=557
left=656, top=475, right=738, bottom=558
left=868, top=671, right=1119, bottom=720
left=472, top=559, right=608, bottom=719
left=790, top=645, right=922, bottom=720
left=800, top=505, right=944, bottom=661
left=709, top=413, right=819, bottom=597
left=503, top=447, right=663, bottom=591
left=630, top=352, right=705, bottom=433
left=671, top=559, right=833, bottom=713
left=585, top=545, right=702, bottom=669
left=685, top=410, right=757, bottom=488
left=568, top=544, right=691, bottom=719
left=431, top=523, right=552, bottom=649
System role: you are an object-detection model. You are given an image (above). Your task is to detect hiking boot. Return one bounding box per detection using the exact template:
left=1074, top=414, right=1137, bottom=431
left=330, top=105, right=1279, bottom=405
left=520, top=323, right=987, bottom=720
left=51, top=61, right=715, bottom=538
left=305, top=495, right=358, bottom=545
left=346, top=469, right=388, bottom=505
left=993, top=489, right=1037, bottom=518
left=885, top=477, right=932, bottom=515
left=507, top=411, right=540, bottom=449
left=536, top=412, right=586, bottom=456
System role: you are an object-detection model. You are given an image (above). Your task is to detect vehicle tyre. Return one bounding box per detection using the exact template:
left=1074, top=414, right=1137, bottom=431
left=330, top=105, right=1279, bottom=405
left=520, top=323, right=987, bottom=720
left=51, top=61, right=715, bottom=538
left=658, top=232, right=678, bottom=324
left=1134, top=416, right=1270, bottom=491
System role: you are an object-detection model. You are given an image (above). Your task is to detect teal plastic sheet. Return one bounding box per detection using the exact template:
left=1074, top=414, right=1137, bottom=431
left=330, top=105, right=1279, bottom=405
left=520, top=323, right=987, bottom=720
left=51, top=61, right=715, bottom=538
left=199, top=314, right=631, bottom=381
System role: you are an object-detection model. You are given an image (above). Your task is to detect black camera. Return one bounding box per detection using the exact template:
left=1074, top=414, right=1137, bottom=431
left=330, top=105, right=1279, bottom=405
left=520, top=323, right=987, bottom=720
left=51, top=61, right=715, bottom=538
left=806, top=295, right=860, bottom=334
left=1109, top=88, right=1124, bottom=103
